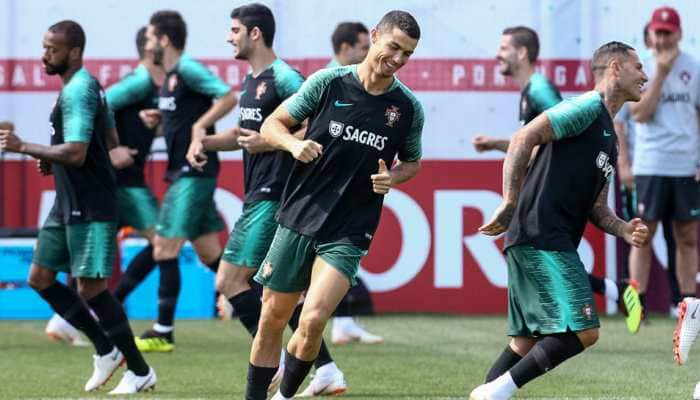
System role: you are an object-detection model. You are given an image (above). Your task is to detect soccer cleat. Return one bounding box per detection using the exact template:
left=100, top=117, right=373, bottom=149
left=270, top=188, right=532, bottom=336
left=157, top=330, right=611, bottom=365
left=84, top=347, right=124, bottom=392
left=468, top=383, right=511, bottom=400
left=674, top=297, right=700, bottom=365
left=45, top=313, right=90, bottom=347
left=331, top=318, right=383, bottom=345
left=108, top=367, right=156, bottom=394
left=619, top=280, right=642, bottom=334
left=298, top=368, right=347, bottom=397
left=135, top=329, right=175, bottom=353
left=693, top=381, right=700, bottom=400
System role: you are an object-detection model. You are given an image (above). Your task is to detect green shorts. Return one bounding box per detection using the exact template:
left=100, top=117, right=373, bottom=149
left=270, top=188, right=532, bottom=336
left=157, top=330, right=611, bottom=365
left=117, top=186, right=159, bottom=231
left=33, top=217, right=117, bottom=279
left=254, top=225, right=366, bottom=293
left=222, top=200, right=279, bottom=269
left=155, top=177, right=224, bottom=240
left=506, top=245, right=599, bottom=337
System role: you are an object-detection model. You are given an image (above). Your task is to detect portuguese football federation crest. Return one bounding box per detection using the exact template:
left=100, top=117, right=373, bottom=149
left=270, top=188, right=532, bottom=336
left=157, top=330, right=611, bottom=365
left=255, top=81, right=268, bottom=100
left=385, top=105, right=401, bottom=128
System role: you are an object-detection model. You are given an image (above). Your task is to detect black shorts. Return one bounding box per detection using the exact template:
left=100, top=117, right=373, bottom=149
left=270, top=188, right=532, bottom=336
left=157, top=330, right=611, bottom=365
left=634, top=175, right=700, bottom=221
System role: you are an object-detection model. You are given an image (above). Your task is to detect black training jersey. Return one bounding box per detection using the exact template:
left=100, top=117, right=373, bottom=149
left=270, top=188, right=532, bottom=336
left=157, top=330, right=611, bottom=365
left=106, top=64, right=159, bottom=187
left=158, top=54, right=230, bottom=181
left=277, top=65, right=424, bottom=249
left=238, top=58, right=303, bottom=203
left=505, top=91, right=618, bottom=252
left=519, top=72, right=562, bottom=124
left=49, top=67, right=117, bottom=224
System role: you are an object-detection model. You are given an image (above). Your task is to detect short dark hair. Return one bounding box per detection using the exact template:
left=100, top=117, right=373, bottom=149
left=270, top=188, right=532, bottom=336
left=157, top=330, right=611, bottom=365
left=150, top=10, right=187, bottom=50
left=377, top=10, right=420, bottom=40
left=591, top=41, right=636, bottom=77
left=502, top=26, right=539, bottom=64
left=135, top=26, right=147, bottom=59
left=230, top=3, right=276, bottom=48
left=48, top=20, right=86, bottom=53
left=331, top=22, right=369, bottom=54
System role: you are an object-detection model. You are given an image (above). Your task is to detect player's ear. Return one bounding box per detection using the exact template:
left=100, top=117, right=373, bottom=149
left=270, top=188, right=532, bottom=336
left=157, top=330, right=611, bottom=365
left=370, top=28, right=379, bottom=44
left=69, top=47, right=81, bottom=63
left=517, top=46, right=528, bottom=63
left=250, top=26, right=262, bottom=42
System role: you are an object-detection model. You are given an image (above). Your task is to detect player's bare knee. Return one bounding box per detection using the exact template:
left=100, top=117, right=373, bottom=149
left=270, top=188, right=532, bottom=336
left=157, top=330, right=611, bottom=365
left=27, top=264, right=55, bottom=291
left=153, top=236, right=180, bottom=261
left=577, top=328, right=599, bottom=348
left=298, top=310, right=326, bottom=341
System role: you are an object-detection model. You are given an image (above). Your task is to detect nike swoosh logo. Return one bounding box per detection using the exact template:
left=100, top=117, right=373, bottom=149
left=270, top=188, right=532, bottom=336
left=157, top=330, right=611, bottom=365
left=334, top=100, right=353, bottom=107
left=603, top=130, right=612, bottom=137
left=692, top=305, right=698, bottom=319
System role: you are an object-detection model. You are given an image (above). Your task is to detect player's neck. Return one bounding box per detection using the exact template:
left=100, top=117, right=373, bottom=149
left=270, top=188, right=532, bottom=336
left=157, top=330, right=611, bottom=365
left=595, top=80, right=624, bottom=118
left=60, top=63, right=83, bottom=85
left=357, top=61, right=394, bottom=95
left=248, top=47, right=277, bottom=77
left=142, top=60, right=166, bottom=88
left=163, top=49, right=183, bottom=73
left=513, top=64, right=535, bottom=89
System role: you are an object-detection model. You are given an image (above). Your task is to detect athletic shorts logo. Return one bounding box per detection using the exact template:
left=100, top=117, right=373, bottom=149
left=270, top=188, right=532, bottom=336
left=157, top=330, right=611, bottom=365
left=582, top=303, right=593, bottom=320
left=328, top=120, right=344, bottom=137
left=262, top=261, right=273, bottom=278
left=385, top=105, right=401, bottom=128
left=255, top=82, right=268, bottom=100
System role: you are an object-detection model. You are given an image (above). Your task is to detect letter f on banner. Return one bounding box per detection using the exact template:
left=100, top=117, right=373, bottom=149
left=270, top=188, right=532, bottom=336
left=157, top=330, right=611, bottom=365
left=434, top=190, right=508, bottom=288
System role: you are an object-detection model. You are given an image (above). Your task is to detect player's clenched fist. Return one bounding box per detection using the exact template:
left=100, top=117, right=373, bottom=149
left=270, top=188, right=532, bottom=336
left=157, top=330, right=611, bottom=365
left=0, top=129, right=23, bottom=153
left=371, top=159, right=392, bottom=195
left=139, top=109, right=161, bottom=129
left=290, top=139, right=322, bottom=163
left=624, top=218, right=649, bottom=248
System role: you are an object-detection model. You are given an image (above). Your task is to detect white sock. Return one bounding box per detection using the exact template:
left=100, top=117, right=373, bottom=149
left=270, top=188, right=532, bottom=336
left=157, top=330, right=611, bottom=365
left=316, top=361, right=340, bottom=378
left=153, top=323, right=174, bottom=333
left=490, top=372, right=517, bottom=398
left=604, top=278, right=619, bottom=302
left=333, top=316, right=353, bottom=330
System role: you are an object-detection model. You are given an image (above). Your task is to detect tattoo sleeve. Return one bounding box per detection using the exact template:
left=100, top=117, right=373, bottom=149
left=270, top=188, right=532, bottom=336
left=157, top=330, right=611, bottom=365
left=501, top=114, right=555, bottom=205
left=588, top=183, right=627, bottom=237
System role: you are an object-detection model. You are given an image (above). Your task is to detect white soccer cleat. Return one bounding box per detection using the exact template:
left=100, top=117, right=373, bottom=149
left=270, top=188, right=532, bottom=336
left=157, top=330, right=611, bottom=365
left=693, top=381, right=700, bottom=400
left=331, top=318, right=383, bottom=345
left=298, top=368, right=347, bottom=397
left=108, top=367, right=156, bottom=394
left=84, top=347, right=124, bottom=392
left=468, top=383, right=511, bottom=400
left=45, top=313, right=90, bottom=347
left=674, top=297, right=700, bottom=365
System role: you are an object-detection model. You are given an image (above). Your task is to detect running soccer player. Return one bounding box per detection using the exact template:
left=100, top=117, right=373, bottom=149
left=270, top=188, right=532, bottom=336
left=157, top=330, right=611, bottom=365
left=243, top=11, right=424, bottom=400
left=469, top=42, right=649, bottom=400
left=134, top=10, right=236, bottom=352
left=472, top=26, right=642, bottom=334
left=0, top=20, right=155, bottom=393
left=109, top=27, right=165, bottom=304
left=188, top=5, right=347, bottom=396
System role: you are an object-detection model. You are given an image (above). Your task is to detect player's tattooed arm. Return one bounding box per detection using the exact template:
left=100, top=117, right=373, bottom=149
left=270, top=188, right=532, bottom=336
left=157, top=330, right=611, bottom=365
left=479, top=114, right=555, bottom=235
left=261, top=106, right=321, bottom=163
left=589, top=184, right=649, bottom=247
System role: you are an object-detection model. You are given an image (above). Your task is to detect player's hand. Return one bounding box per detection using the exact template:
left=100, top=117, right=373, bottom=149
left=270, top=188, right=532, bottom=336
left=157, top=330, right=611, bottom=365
left=619, top=164, right=634, bottom=190
left=472, top=135, right=495, bottom=153
left=109, top=146, right=137, bottom=169
left=37, top=159, right=52, bottom=176
left=656, top=47, right=679, bottom=76
left=187, top=139, right=208, bottom=171
left=0, top=129, right=24, bottom=153
left=139, top=109, right=161, bottom=129
left=371, top=159, right=393, bottom=195
left=479, top=201, right=516, bottom=236
left=623, top=218, right=649, bottom=248
left=290, top=139, right=322, bottom=163
left=237, top=128, right=274, bottom=154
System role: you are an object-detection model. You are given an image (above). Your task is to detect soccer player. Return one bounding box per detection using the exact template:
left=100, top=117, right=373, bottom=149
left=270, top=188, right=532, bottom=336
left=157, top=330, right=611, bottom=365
left=472, top=26, right=642, bottom=333
left=469, top=41, right=649, bottom=400
left=134, top=10, right=236, bottom=352
left=673, top=297, right=700, bottom=399
left=108, top=27, right=165, bottom=304
left=0, top=20, right=155, bottom=393
left=326, top=21, right=384, bottom=347
left=243, top=11, right=424, bottom=400
left=628, top=6, right=700, bottom=318
left=188, top=4, right=347, bottom=396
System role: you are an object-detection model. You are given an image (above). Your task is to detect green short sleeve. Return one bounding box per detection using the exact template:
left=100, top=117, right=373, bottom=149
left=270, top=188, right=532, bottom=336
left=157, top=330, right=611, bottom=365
left=271, top=59, right=304, bottom=100
left=528, top=73, right=562, bottom=112
left=106, top=64, right=152, bottom=111
left=62, top=68, right=98, bottom=143
left=544, top=91, right=603, bottom=140
left=284, top=65, right=353, bottom=122
left=395, top=81, right=424, bottom=162
left=178, top=54, right=231, bottom=98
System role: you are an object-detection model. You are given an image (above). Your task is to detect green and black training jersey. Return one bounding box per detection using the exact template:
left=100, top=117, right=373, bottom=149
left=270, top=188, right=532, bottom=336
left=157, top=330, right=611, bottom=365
left=49, top=67, right=117, bottom=224
left=238, top=58, right=304, bottom=203
left=106, top=64, right=159, bottom=187
left=158, top=54, right=230, bottom=181
left=505, top=91, right=618, bottom=252
left=278, top=65, right=424, bottom=249
left=519, top=72, right=561, bottom=124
